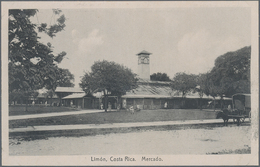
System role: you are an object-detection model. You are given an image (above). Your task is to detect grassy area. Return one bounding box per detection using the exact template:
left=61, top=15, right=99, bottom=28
left=9, top=105, right=79, bottom=116
left=10, top=123, right=223, bottom=141
left=9, top=109, right=218, bottom=128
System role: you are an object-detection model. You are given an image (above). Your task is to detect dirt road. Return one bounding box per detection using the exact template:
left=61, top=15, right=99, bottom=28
left=9, top=125, right=251, bottom=155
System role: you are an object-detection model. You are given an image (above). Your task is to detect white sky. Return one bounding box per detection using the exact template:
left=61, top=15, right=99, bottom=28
left=33, top=6, right=251, bottom=87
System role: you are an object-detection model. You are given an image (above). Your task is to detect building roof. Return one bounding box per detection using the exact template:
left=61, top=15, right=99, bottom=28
left=122, top=82, right=231, bottom=100
left=62, top=93, right=87, bottom=99
left=122, top=83, right=173, bottom=99
left=137, top=78, right=171, bottom=85
left=62, top=92, right=103, bottom=99
left=232, top=93, right=251, bottom=97
left=122, top=94, right=172, bottom=99
left=93, top=92, right=102, bottom=98
left=37, top=93, right=58, bottom=99
left=215, top=97, right=232, bottom=100
left=136, top=50, right=152, bottom=55
left=185, top=93, right=214, bottom=99
left=60, top=84, right=233, bottom=100
left=55, top=87, right=84, bottom=93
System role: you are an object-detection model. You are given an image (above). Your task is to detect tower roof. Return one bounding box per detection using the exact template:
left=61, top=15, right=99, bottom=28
left=136, top=50, right=152, bottom=55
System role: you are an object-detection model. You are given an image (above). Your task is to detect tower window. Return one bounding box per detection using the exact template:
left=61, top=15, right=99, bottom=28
left=144, top=58, right=149, bottom=64
left=138, top=56, right=149, bottom=64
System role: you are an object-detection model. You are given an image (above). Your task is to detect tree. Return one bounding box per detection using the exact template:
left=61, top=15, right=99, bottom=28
left=45, top=68, right=75, bottom=106
left=197, top=72, right=229, bottom=111
left=150, top=72, right=171, bottom=81
left=196, top=73, right=208, bottom=110
left=204, top=73, right=222, bottom=111
left=44, top=67, right=74, bottom=91
left=209, top=46, right=251, bottom=97
left=196, top=72, right=225, bottom=110
left=9, top=9, right=67, bottom=109
left=171, top=72, right=197, bottom=108
left=206, top=46, right=251, bottom=110
left=172, top=72, right=197, bottom=98
left=80, top=60, right=137, bottom=112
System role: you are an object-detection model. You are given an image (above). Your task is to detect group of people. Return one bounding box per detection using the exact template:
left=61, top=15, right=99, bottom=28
left=31, top=100, right=49, bottom=107
left=100, top=102, right=140, bottom=113
left=100, top=102, right=121, bottom=112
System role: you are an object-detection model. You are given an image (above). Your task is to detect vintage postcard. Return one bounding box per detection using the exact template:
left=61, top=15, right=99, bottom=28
left=2, top=1, right=259, bottom=166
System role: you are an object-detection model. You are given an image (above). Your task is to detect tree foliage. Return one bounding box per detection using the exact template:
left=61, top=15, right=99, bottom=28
left=208, top=46, right=251, bottom=97
left=80, top=60, right=137, bottom=96
left=195, top=46, right=251, bottom=110
left=196, top=74, right=207, bottom=97
left=150, top=72, right=171, bottom=81
left=171, top=72, right=197, bottom=98
left=9, top=9, right=68, bottom=105
left=45, top=68, right=74, bottom=104
left=45, top=68, right=74, bottom=90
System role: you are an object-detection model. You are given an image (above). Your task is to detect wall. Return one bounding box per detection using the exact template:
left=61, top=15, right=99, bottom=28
left=138, top=63, right=150, bottom=79
left=123, top=98, right=230, bottom=110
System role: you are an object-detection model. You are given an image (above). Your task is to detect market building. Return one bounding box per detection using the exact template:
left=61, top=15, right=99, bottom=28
left=60, top=50, right=232, bottom=110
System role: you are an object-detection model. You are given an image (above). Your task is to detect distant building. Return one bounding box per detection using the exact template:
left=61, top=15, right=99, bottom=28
left=61, top=93, right=97, bottom=109
left=121, top=78, right=231, bottom=110
left=55, top=87, right=85, bottom=107
left=12, top=92, right=60, bottom=106
left=33, top=93, right=59, bottom=106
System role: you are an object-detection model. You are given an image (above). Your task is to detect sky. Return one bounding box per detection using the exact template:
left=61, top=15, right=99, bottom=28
left=32, top=6, right=251, bottom=87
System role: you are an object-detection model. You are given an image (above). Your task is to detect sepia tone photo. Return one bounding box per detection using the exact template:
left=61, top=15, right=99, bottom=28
left=2, top=1, right=259, bottom=166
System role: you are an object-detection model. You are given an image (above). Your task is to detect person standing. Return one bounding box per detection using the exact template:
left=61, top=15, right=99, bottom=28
left=100, top=103, right=104, bottom=110
left=108, top=102, right=112, bottom=112
left=117, top=104, right=121, bottom=111
left=228, top=104, right=232, bottom=113
left=164, top=102, right=168, bottom=109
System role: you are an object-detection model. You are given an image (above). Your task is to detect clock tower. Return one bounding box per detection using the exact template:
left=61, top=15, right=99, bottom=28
left=137, top=50, right=152, bottom=80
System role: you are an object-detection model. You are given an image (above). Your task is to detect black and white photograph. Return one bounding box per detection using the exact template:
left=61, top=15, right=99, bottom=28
left=2, top=1, right=259, bottom=166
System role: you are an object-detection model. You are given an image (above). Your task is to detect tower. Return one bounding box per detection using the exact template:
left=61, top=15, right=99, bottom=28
left=136, top=50, right=152, bottom=80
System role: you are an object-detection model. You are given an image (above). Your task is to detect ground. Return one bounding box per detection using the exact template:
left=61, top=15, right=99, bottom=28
left=9, top=107, right=251, bottom=155
left=9, top=125, right=251, bottom=155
